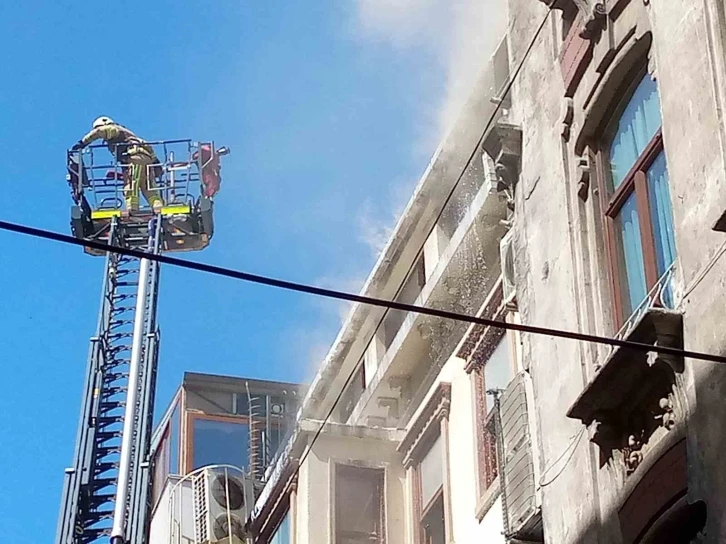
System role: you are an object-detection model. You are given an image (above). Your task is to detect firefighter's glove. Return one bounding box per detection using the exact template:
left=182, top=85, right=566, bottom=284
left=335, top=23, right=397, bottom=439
left=71, top=140, right=84, bottom=152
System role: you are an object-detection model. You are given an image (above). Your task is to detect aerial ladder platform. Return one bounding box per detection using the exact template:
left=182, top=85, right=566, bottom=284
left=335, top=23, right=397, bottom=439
left=56, top=139, right=229, bottom=544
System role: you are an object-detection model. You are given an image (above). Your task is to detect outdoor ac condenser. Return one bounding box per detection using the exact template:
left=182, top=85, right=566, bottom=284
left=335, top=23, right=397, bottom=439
left=193, top=467, right=255, bottom=544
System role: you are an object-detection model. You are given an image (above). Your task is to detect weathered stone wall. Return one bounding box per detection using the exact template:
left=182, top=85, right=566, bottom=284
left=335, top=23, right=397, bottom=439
left=507, top=0, right=726, bottom=541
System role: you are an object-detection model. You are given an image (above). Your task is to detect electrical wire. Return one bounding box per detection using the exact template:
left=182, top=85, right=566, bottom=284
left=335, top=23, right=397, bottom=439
left=538, top=427, right=586, bottom=487
left=682, top=238, right=726, bottom=300
left=1, top=218, right=724, bottom=364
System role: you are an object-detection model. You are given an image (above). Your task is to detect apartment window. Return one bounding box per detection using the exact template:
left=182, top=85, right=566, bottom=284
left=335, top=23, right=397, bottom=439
left=169, top=401, right=180, bottom=474
left=335, top=465, right=385, bottom=544
left=415, top=434, right=446, bottom=544
left=151, top=401, right=181, bottom=503
left=600, top=70, right=677, bottom=322
left=472, top=334, right=515, bottom=499
left=188, top=414, right=250, bottom=472
left=152, top=426, right=171, bottom=504
left=337, top=363, right=365, bottom=423
left=269, top=510, right=291, bottom=544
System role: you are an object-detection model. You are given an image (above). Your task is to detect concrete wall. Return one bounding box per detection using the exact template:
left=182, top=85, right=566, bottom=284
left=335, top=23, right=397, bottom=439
left=286, top=351, right=506, bottom=544
left=506, top=0, right=601, bottom=541
left=292, top=432, right=406, bottom=544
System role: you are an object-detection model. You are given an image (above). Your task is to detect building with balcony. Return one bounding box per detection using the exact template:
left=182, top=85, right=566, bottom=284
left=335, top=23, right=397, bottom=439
left=146, top=372, right=302, bottom=543
left=246, top=29, right=534, bottom=544
left=503, top=0, right=726, bottom=542
left=246, top=1, right=726, bottom=544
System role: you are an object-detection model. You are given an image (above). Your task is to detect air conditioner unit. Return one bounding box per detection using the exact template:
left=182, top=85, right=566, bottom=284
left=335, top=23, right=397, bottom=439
left=193, top=467, right=255, bottom=544
left=500, top=228, right=516, bottom=305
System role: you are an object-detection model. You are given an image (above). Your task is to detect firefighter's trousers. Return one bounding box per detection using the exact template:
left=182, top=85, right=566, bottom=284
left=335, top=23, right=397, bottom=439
left=123, top=146, right=163, bottom=211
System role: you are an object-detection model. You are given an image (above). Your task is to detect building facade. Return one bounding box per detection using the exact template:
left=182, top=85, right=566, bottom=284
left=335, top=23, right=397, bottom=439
left=247, top=1, right=726, bottom=544
left=147, top=371, right=302, bottom=543
left=507, top=0, right=726, bottom=542
left=248, top=28, right=524, bottom=544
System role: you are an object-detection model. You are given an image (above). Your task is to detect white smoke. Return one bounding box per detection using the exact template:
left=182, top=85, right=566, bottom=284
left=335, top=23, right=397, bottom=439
left=354, top=0, right=507, bottom=139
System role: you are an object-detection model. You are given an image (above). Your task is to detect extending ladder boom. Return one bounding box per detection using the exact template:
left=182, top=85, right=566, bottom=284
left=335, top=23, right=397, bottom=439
left=58, top=138, right=228, bottom=544
left=56, top=217, right=162, bottom=544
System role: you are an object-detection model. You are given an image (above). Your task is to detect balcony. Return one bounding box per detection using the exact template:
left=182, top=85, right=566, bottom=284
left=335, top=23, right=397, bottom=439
left=567, top=265, right=684, bottom=471
left=347, top=163, right=508, bottom=427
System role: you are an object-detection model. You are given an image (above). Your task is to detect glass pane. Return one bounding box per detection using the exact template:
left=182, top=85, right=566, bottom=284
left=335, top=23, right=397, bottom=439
left=419, top=434, right=443, bottom=506
left=616, top=194, right=648, bottom=314
left=270, top=511, right=290, bottom=544
left=609, top=74, right=662, bottom=188
left=152, top=432, right=170, bottom=504
left=192, top=418, right=249, bottom=471
left=336, top=469, right=382, bottom=535
left=421, top=494, right=446, bottom=544
left=484, top=338, right=513, bottom=412
left=647, top=151, right=677, bottom=275
left=170, top=402, right=180, bottom=474
left=647, top=151, right=676, bottom=307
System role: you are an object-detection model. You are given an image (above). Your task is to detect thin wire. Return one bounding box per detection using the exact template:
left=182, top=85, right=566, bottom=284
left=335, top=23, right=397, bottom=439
left=538, top=427, right=585, bottom=487
left=682, top=238, right=726, bottom=300
left=1, top=218, right=723, bottom=364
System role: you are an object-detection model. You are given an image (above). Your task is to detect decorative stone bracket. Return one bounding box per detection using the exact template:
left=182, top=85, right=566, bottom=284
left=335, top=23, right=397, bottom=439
left=567, top=309, right=684, bottom=472
left=482, top=123, right=523, bottom=213
left=538, top=0, right=608, bottom=39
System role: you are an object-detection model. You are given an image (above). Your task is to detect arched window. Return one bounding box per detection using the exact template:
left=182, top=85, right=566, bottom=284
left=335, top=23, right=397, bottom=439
left=600, top=70, right=677, bottom=322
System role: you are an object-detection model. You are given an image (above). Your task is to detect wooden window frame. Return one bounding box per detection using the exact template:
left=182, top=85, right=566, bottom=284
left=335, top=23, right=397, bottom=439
left=333, top=463, right=386, bottom=544
left=413, top=436, right=446, bottom=544
left=151, top=423, right=171, bottom=505
left=596, top=67, right=668, bottom=326
left=398, top=383, right=452, bottom=544
left=184, top=412, right=251, bottom=473
left=265, top=506, right=291, bottom=544
left=462, top=282, right=519, bottom=509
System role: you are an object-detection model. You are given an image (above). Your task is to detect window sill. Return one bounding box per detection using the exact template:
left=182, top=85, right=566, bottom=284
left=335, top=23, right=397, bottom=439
left=475, top=477, right=501, bottom=522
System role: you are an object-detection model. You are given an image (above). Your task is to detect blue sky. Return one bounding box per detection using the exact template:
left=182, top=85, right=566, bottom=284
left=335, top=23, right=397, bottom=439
left=0, top=0, right=503, bottom=540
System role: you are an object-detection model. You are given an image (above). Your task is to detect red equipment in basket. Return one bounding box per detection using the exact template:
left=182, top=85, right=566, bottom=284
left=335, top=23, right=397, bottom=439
left=193, top=144, right=223, bottom=198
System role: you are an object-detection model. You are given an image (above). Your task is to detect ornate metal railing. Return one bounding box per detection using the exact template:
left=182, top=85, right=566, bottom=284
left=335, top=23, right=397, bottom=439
left=615, top=263, right=676, bottom=343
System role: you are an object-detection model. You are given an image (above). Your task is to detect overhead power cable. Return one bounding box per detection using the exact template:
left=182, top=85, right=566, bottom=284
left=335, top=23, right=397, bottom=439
left=1, top=217, right=724, bottom=364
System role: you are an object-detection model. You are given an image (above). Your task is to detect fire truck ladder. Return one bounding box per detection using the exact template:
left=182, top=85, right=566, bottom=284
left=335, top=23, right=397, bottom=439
left=56, top=216, right=163, bottom=544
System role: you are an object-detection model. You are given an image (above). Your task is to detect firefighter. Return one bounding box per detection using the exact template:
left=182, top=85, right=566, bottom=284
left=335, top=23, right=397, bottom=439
left=71, top=117, right=164, bottom=213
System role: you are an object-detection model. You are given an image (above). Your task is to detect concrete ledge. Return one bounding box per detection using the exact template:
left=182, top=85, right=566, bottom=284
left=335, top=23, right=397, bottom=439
left=567, top=308, right=683, bottom=423
left=299, top=418, right=405, bottom=442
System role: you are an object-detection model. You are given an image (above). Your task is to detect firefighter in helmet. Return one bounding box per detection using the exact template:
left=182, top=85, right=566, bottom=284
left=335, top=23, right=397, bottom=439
left=72, top=117, right=164, bottom=213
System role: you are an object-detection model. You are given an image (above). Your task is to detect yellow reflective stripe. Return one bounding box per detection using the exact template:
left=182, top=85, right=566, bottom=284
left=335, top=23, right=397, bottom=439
left=91, top=209, right=122, bottom=219
left=161, top=204, right=191, bottom=216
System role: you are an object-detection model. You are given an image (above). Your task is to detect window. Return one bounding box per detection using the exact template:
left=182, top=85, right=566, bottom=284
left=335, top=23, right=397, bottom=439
left=152, top=427, right=171, bottom=504
left=189, top=415, right=250, bottom=472
left=169, top=401, right=180, bottom=474
left=337, top=363, right=365, bottom=423
left=472, top=334, right=514, bottom=501
left=269, top=511, right=291, bottom=544
left=151, top=399, right=181, bottom=503
left=383, top=255, right=426, bottom=348
left=335, top=465, right=385, bottom=544
left=415, top=434, right=446, bottom=544
left=600, top=71, right=677, bottom=322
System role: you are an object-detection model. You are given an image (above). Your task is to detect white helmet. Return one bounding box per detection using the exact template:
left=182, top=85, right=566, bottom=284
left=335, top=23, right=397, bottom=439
left=92, top=116, right=115, bottom=129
